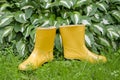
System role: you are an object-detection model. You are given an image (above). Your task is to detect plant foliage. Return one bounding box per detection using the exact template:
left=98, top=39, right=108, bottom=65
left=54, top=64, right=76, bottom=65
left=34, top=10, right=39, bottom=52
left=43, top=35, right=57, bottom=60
left=0, top=0, right=120, bottom=56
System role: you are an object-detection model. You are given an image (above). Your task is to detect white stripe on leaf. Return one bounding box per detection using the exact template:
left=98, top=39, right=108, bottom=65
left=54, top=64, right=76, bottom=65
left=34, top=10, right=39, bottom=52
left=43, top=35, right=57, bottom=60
left=74, top=14, right=79, bottom=24
left=2, top=26, right=13, bottom=38
left=85, top=35, right=91, bottom=47
left=21, top=5, right=34, bottom=10
left=41, top=20, right=49, bottom=27
left=19, top=14, right=26, bottom=21
left=94, top=25, right=104, bottom=34
left=70, top=1, right=74, bottom=6
left=45, top=3, right=51, bottom=9
left=101, top=18, right=109, bottom=24
left=97, top=3, right=107, bottom=12
left=87, top=5, right=92, bottom=16
left=113, top=11, right=120, bottom=18
left=77, top=0, right=86, bottom=4
left=60, top=0, right=71, bottom=9
left=82, top=20, right=91, bottom=25
left=99, top=37, right=110, bottom=47
left=109, top=31, right=119, bottom=38
left=0, top=16, right=13, bottom=26
left=94, top=14, right=99, bottom=19
left=32, top=19, right=39, bottom=25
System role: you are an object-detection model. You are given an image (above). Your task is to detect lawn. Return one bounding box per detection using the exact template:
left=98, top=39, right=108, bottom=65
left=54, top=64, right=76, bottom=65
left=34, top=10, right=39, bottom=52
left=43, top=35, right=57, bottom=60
left=0, top=47, right=120, bottom=80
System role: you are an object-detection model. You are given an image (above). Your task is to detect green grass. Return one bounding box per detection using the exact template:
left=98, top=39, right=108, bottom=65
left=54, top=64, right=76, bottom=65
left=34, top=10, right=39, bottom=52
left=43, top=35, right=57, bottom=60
left=0, top=48, right=120, bottom=80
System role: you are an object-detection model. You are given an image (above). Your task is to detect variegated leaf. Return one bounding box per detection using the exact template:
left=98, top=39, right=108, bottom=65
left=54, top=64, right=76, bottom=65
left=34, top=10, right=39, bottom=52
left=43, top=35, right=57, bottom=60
left=25, top=8, right=33, bottom=19
left=45, top=3, right=52, bottom=9
left=74, top=0, right=87, bottom=7
left=8, top=31, right=16, bottom=42
left=94, top=24, right=104, bottom=35
left=101, top=18, right=109, bottom=25
left=16, top=40, right=26, bottom=56
left=0, top=15, right=13, bottom=27
left=61, top=11, right=68, bottom=19
left=41, top=20, right=49, bottom=27
left=96, top=2, right=107, bottom=12
left=30, top=29, right=35, bottom=43
left=85, top=35, right=91, bottom=47
left=60, top=0, right=71, bottom=9
left=0, top=3, right=11, bottom=11
left=70, top=12, right=80, bottom=24
left=99, top=37, right=110, bottom=47
left=107, top=28, right=119, bottom=39
left=55, top=33, right=62, bottom=52
left=23, top=25, right=34, bottom=38
left=0, top=26, right=13, bottom=43
left=112, top=11, right=120, bottom=22
left=14, top=11, right=27, bottom=23
left=32, top=19, right=39, bottom=25
left=21, top=5, right=34, bottom=10
left=86, top=4, right=97, bottom=16
left=44, top=0, right=52, bottom=2
left=82, top=20, right=91, bottom=25
left=111, top=0, right=120, bottom=3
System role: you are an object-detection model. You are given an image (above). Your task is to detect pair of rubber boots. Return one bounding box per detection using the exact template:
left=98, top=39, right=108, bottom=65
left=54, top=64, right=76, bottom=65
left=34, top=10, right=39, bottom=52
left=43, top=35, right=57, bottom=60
left=19, top=25, right=107, bottom=70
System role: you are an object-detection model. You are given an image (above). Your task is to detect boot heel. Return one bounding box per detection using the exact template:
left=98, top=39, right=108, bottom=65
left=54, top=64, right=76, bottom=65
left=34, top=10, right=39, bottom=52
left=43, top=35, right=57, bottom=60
left=64, top=49, right=82, bottom=60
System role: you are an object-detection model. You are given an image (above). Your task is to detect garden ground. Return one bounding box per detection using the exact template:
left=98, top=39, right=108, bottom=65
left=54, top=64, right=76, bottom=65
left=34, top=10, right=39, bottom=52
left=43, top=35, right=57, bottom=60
left=0, top=47, right=120, bottom=80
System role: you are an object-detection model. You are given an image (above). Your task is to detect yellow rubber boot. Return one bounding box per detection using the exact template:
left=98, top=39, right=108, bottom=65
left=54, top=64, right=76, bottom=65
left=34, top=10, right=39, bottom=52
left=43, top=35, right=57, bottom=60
left=60, top=25, right=107, bottom=63
left=18, top=27, right=56, bottom=70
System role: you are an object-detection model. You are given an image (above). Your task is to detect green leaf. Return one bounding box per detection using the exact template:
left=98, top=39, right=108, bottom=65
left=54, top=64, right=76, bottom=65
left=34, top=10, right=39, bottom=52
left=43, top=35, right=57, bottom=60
left=74, top=0, right=87, bottom=8
left=30, top=29, right=35, bottom=43
left=16, top=40, right=26, bottom=56
left=85, top=4, right=97, bottom=16
left=107, top=28, right=119, bottom=40
left=14, top=23, right=28, bottom=33
left=81, top=19, right=91, bottom=25
left=30, top=14, right=39, bottom=25
left=111, top=11, right=120, bottom=22
left=0, top=15, right=13, bottom=27
left=85, top=31, right=95, bottom=47
left=55, top=33, right=62, bottom=52
left=85, top=35, right=92, bottom=47
left=14, top=11, right=27, bottom=23
left=91, top=13, right=103, bottom=22
left=60, top=11, right=69, bottom=19
left=41, top=20, right=50, bottom=27
left=80, top=16, right=91, bottom=25
left=23, top=25, right=34, bottom=38
left=111, top=0, right=120, bottom=3
left=24, top=8, right=33, bottom=19
left=49, top=14, right=56, bottom=26
left=40, top=0, right=52, bottom=3
left=44, top=2, right=52, bottom=9
left=93, top=24, right=104, bottom=35
left=99, top=37, right=110, bottom=47
left=60, top=0, right=71, bottom=9
left=111, top=41, right=117, bottom=50
left=96, top=2, right=108, bottom=12
left=102, top=14, right=114, bottom=24
left=8, top=31, right=16, bottom=42
left=0, top=26, right=13, bottom=43
left=70, top=11, right=81, bottom=24
left=0, top=3, right=11, bottom=11
left=21, top=5, right=34, bottom=10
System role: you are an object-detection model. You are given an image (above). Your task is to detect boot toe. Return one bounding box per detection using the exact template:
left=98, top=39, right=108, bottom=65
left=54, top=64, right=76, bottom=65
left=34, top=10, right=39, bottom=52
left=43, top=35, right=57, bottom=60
left=98, top=56, right=107, bottom=63
left=18, top=63, right=27, bottom=70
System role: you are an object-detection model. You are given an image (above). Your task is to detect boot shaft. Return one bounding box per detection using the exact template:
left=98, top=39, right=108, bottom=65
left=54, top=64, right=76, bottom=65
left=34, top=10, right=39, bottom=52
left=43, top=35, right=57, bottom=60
left=35, top=27, right=56, bottom=52
left=60, top=25, right=86, bottom=49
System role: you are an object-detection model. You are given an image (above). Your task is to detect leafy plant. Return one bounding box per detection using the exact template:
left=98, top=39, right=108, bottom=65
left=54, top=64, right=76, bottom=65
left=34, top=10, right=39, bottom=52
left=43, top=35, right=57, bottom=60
left=0, top=0, right=120, bottom=56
